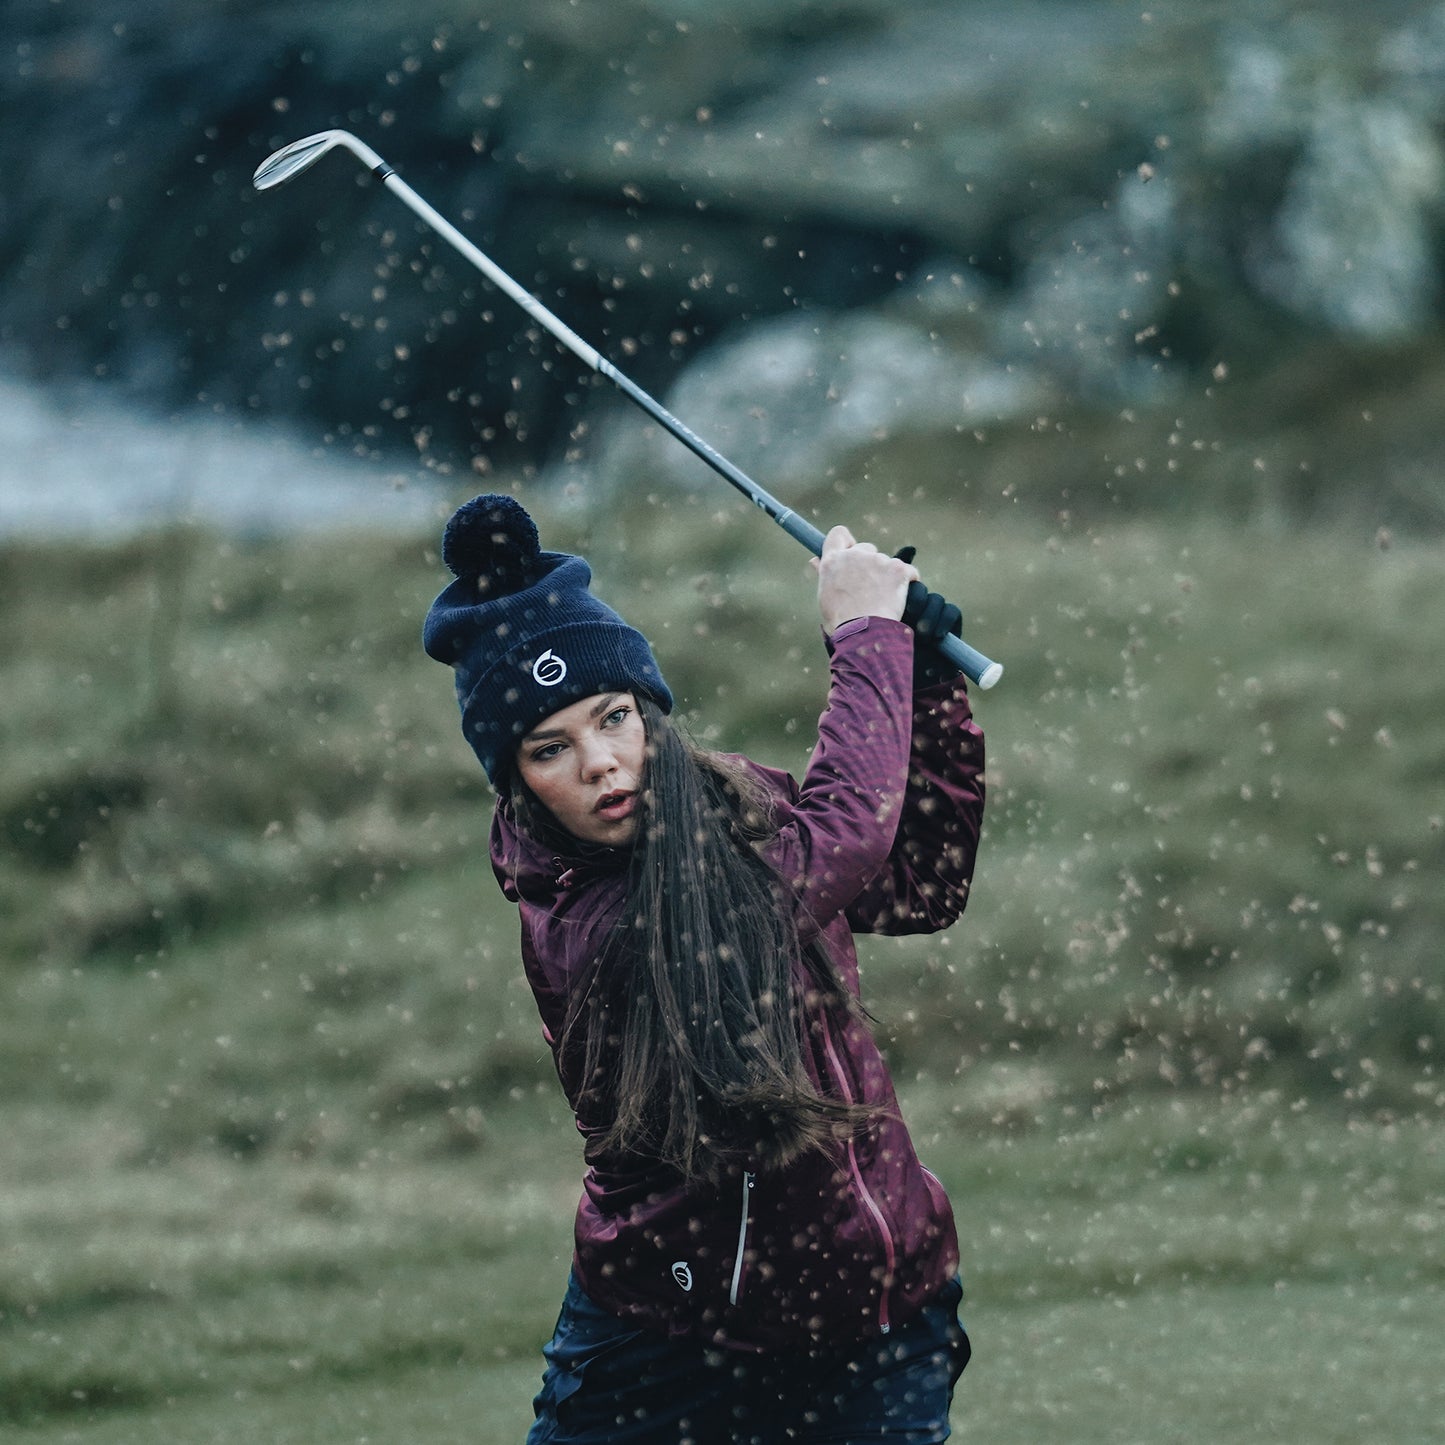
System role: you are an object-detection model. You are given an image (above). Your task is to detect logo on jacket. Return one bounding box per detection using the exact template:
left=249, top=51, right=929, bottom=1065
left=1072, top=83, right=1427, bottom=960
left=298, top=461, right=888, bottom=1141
left=531, top=649, right=567, bottom=686
left=671, top=1261, right=694, bottom=1293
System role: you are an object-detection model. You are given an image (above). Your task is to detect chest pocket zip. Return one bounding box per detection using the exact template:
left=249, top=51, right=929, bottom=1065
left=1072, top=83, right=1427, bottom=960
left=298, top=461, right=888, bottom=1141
left=728, top=1170, right=756, bottom=1306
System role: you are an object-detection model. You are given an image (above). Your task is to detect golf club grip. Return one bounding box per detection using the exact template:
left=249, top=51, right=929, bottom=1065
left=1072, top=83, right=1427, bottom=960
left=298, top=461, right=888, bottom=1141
left=606, top=377, right=1003, bottom=688
left=937, top=631, right=1003, bottom=690
left=781, top=514, right=1001, bottom=689
left=753, top=514, right=1007, bottom=686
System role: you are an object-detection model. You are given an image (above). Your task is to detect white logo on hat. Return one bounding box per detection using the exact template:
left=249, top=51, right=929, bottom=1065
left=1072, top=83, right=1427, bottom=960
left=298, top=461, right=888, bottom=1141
left=671, top=1261, right=694, bottom=1292
left=531, top=649, right=567, bottom=686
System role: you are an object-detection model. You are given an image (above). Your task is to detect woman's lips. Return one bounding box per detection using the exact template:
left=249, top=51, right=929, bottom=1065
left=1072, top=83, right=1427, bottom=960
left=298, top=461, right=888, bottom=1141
left=594, top=791, right=636, bottom=821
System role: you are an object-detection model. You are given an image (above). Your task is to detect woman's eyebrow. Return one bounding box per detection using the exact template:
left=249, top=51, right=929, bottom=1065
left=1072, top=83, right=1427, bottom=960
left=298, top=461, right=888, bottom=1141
left=522, top=694, right=625, bottom=745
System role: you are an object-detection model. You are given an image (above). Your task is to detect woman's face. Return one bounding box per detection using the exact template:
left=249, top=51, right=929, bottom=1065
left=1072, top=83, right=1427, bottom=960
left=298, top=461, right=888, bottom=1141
left=515, top=691, right=647, bottom=846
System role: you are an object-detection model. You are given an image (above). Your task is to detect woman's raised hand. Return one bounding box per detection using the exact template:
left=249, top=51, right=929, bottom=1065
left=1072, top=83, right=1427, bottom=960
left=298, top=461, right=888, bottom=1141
left=812, top=526, right=920, bottom=635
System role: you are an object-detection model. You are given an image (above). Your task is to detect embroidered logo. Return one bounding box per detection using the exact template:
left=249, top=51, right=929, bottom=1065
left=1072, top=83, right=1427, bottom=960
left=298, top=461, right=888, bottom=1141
left=671, top=1261, right=694, bottom=1293
left=531, top=649, right=567, bottom=686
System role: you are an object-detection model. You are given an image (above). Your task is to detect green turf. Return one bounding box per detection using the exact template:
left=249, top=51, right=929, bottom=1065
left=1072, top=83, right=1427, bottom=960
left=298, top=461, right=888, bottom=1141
left=4, top=1099, right=1440, bottom=1441
left=2, top=504, right=1441, bottom=1437
left=12, top=1282, right=1444, bottom=1444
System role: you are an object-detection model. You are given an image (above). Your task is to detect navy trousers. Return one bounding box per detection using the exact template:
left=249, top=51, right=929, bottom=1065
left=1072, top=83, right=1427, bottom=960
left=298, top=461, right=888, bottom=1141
left=526, top=1272, right=969, bottom=1444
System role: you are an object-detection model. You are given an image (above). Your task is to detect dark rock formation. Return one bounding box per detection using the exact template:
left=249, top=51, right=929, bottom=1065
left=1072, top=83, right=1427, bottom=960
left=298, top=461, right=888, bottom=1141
left=4, top=0, right=1444, bottom=523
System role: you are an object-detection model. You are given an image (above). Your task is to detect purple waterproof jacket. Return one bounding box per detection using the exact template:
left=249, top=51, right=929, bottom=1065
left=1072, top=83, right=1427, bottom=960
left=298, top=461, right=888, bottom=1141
left=490, top=617, right=986, bottom=1352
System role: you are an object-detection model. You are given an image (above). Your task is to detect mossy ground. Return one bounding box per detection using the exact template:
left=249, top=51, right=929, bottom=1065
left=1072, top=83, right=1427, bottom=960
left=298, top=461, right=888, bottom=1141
left=2, top=497, right=1440, bottom=1438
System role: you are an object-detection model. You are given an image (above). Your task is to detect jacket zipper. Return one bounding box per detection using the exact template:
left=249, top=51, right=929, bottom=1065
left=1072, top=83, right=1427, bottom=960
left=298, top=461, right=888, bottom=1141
left=728, top=1170, right=755, bottom=1306
left=820, top=1023, right=895, bottom=1334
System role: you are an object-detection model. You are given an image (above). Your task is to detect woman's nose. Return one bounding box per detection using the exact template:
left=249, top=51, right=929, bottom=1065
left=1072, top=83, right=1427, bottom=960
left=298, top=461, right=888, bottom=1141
left=576, top=738, right=616, bottom=779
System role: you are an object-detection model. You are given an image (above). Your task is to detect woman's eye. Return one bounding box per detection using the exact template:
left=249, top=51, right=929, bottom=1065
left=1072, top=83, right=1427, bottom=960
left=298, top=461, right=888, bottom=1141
left=603, top=707, right=630, bottom=727
left=532, top=743, right=564, bottom=762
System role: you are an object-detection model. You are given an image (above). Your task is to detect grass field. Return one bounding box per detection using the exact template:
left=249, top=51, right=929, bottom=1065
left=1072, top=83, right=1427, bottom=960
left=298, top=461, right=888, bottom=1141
left=5, top=1096, right=1440, bottom=1441
left=2, top=497, right=1441, bottom=1439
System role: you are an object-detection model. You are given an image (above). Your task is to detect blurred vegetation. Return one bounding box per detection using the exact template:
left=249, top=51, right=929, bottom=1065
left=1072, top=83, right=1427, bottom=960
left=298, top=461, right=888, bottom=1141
left=3, top=1093, right=1441, bottom=1442
left=1, top=493, right=1442, bottom=1434
left=2, top=498, right=1440, bottom=1143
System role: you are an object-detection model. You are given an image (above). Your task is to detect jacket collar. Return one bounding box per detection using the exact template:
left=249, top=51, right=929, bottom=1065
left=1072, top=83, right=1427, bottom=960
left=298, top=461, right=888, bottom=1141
left=489, top=800, right=630, bottom=903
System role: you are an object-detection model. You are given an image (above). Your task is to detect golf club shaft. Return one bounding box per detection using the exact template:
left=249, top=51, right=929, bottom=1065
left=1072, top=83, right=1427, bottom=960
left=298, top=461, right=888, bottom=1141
left=376, top=169, right=835, bottom=556
left=297, top=139, right=1002, bottom=687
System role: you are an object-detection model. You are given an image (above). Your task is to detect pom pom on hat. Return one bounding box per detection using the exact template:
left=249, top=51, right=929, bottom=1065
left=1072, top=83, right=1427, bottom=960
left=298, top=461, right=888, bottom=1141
left=441, top=493, right=541, bottom=595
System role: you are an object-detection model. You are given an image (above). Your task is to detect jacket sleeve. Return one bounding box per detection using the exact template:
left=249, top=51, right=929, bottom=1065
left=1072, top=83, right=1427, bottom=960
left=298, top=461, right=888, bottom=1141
left=762, top=616, right=921, bottom=939
left=842, top=673, right=985, bottom=935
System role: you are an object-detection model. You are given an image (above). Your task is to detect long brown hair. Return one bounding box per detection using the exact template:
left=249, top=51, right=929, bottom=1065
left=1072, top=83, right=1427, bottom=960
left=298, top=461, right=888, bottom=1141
left=511, top=696, right=874, bottom=1183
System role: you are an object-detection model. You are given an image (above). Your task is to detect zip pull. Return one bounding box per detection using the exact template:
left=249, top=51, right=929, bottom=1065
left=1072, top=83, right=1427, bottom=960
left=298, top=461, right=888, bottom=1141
left=728, top=1171, right=756, bottom=1307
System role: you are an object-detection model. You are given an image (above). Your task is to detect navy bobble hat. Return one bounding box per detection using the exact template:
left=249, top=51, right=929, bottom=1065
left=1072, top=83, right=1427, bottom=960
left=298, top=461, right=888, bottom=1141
left=423, top=494, right=673, bottom=787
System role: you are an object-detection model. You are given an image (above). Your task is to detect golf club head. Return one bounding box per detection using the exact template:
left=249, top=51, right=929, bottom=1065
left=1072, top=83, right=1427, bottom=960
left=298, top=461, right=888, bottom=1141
left=253, top=130, right=386, bottom=190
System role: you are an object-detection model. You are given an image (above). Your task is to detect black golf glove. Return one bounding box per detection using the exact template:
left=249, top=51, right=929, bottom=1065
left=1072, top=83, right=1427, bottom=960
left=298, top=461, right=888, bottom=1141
left=896, top=545, right=964, bottom=688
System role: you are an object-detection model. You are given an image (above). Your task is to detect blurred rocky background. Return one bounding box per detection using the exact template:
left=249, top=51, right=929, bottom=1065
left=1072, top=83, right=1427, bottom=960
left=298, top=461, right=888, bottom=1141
left=5, top=0, right=1445, bottom=529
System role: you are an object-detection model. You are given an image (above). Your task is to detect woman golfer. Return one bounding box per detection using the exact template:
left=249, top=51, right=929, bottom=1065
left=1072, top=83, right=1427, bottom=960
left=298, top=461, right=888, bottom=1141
left=424, top=494, right=986, bottom=1444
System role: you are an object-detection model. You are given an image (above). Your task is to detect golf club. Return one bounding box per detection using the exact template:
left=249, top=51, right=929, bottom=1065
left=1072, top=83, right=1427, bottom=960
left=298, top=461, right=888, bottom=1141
left=254, top=129, right=1003, bottom=688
